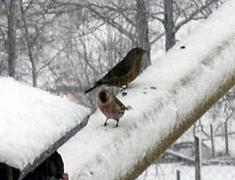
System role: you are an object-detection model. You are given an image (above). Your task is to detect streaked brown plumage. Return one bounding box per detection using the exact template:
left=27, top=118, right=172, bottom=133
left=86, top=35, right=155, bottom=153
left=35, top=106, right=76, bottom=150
left=97, top=88, right=128, bottom=127
left=85, top=47, right=146, bottom=93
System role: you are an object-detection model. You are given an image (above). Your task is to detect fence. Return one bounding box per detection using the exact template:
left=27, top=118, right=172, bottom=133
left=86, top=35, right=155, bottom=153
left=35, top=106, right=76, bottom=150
left=138, top=121, right=235, bottom=180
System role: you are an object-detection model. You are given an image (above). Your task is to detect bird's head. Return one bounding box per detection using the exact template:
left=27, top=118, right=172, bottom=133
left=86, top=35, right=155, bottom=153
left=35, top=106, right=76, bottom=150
left=98, top=89, right=110, bottom=103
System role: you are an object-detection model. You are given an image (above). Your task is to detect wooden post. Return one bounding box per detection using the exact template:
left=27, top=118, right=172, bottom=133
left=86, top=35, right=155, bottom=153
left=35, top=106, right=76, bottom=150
left=176, top=170, right=181, bottom=180
left=224, top=121, right=229, bottom=155
left=195, top=136, right=201, bottom=180
left=210, top=124, right=216, bottom=158
left=193, top=124, right=196, bottom=137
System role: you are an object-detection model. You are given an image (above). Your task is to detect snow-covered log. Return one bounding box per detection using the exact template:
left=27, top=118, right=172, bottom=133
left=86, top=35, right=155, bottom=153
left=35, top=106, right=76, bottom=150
left=60, top=0, right=235, bottom=179
left=0, top=78, right=90, bottom=179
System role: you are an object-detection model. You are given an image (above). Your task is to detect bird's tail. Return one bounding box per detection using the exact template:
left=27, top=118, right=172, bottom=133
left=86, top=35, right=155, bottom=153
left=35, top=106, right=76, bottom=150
left=84, top=85, right=97, bottom=93
left=84, top=80, right=102, bottom=93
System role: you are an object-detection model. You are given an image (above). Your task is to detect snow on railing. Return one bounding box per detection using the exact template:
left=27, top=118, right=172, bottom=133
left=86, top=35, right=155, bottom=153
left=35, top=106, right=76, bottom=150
left=0, top=78, right=91, bottom=179
left=59, top=0, right=235, bottom=179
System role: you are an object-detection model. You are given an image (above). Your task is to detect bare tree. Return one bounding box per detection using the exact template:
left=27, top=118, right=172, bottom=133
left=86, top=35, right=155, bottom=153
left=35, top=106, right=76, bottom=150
left=6, top=0, right=17, bottom=77
left=154, top=0, right=223, bottom=51
left=53, top=0, right=152, bottom=69
left=164, top=0, right=175, bottom=51
left=20, top=0, right=37, bottom=87
left=16, top=1, right=69, bottom=87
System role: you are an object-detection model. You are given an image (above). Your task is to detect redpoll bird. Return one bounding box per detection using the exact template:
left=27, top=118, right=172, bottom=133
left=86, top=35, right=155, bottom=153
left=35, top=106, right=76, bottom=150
left=85, top=47, right=146, bottom=93
left=97, top=88, right=128, bottom=127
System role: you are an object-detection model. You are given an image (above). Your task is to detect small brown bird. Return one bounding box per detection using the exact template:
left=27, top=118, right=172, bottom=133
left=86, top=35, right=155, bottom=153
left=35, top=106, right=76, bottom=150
left=97, top=88, right=129, bottom=127
left=85, top=47, right=146, bottom=93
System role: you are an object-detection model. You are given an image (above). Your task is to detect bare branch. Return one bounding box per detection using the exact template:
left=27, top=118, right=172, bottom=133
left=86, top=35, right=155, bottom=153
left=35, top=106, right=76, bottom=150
left=175, top=0, right=218, bottom=33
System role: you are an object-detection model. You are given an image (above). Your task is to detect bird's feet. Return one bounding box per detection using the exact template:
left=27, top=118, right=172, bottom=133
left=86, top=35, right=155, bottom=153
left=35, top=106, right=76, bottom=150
left=121, top=85, right=128, bottom=91
left=115, top=120, right=119, bottom=127
left=104, top=118, right=109, bottom=126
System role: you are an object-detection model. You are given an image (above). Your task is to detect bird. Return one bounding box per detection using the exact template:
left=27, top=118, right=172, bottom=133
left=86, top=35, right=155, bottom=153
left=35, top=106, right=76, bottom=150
left=97, top=88, right=129, bottom=127
left=85, top=47, right=146, bottom=93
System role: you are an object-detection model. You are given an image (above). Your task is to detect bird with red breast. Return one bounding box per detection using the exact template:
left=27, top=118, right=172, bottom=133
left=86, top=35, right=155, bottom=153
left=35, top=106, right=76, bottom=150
left=97, top=88, right=129, bottom=127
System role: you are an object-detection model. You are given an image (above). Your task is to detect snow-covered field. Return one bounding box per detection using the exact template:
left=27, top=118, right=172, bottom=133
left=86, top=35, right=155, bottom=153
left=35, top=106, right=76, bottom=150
left=138, top=163, right=235, bottom=180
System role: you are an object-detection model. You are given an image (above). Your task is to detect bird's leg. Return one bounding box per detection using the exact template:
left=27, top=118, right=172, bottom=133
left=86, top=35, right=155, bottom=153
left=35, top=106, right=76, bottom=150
left=121, top=85, right=128, bottom=91
left=104, top=118, right=109, bottom=126
left=115, top=119, right=119, bottom=127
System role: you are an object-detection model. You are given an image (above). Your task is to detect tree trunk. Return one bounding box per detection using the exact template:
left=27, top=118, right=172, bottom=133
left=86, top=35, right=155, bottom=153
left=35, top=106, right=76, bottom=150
left=135, top=0, right=151, bottom=69
left=7, top=0, right=17, bottom=77
left=164, top=0, right=176, bottom=51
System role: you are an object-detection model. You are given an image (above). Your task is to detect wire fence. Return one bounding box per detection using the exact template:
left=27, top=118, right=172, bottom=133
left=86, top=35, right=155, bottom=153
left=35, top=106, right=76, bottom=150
left=138, top=163, right=235, bottom=180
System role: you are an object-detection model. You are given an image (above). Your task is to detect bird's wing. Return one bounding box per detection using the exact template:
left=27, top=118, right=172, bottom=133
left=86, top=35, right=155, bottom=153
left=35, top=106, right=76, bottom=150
left=104, top=56, right=134, bottom=79
left=112, top=94, right=128, bottom=110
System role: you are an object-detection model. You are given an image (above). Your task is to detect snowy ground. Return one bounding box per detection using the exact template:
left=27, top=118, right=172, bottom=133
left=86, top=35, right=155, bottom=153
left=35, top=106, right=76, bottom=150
left=138, top=163, right=235, bottom=180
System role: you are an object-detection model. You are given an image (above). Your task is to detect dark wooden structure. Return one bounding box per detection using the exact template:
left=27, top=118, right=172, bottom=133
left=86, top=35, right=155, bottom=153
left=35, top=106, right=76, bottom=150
left=0, top=151, right=64, bottom=180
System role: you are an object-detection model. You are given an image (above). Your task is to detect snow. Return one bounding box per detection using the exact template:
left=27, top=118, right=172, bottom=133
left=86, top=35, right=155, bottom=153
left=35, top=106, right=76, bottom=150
left=138, top=163, right=235, bottom=180
left=0, top=77, right=90, bottom=170
left=59, top=0, right=235, bottom=179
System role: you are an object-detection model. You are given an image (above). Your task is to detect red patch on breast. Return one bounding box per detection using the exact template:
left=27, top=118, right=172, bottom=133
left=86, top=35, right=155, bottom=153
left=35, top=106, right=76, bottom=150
left=99, top=91, right=108, bottom=103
